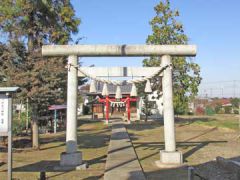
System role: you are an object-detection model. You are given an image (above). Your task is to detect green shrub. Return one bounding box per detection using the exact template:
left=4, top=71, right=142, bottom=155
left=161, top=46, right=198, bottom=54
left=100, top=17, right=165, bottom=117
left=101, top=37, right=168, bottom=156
left=205, top=106, right=215, bottom=116
left=83, top=105, right=90, bottom=115
left=187, top=112, right=194, bottom=115
left=234, top=109, right=239, bottom=114
left=215, top=105, right=221, bottom=114
left=218, top=108, right=225, bottom=114
left=224, top=106, right=232, bottom=114
left=12, top=119, right=26, bottom=136
left=12, top=112, right=29, bottom=136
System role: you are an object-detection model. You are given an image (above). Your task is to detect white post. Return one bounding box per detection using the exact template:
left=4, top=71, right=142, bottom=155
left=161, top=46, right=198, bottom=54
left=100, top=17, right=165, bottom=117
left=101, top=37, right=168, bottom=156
left=59, top=55, right=83, bottom=168
left=238, top=105, right=240, bottom=138
left=7, top=94, right=12, bottom=180
left=162, top=55, right=176, bottom=152
left=54, top=109, right=57, bottom=134
left=26, top=97, right=29, bottom=133
left=66, top=55, right=78, bottom=153
left=156, top=55, right=182, bottom=167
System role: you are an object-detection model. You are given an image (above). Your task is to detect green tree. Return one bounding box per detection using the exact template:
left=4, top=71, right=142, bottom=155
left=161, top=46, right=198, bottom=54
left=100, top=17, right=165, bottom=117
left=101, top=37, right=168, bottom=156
left=230, top=98, right=240, bottom=108
left=0, top=0, right=81, bottom=149
left=215, top=103, right=222, bottom=114
left=141, top=95, right=155, bottom=122
left=143, top=0, right=201, bottom=114
left=224, top=106, right=232, bottom=114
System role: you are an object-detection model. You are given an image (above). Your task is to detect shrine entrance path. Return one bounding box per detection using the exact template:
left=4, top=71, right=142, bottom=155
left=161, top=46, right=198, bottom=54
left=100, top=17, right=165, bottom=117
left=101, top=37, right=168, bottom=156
left=104, top=118, right=146, bottom=180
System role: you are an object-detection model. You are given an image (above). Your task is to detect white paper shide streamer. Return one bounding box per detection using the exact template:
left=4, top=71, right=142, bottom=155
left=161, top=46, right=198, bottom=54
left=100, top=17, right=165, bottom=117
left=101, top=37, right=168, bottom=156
left=144, top=79, right=152, bottom=93
left=102, top=83, right=109, bottom=96
left=130, top=83, right=137, bottom=97
left=77, top=64, right=168, bottom=95
left=90, top=80, right=97, bottom=93
left=115, top=85, right=122, bottom=99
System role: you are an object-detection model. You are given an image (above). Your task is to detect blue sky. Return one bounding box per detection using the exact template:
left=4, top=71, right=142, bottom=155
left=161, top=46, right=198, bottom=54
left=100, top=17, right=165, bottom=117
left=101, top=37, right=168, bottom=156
left=71, top=0, right=240, bottom=96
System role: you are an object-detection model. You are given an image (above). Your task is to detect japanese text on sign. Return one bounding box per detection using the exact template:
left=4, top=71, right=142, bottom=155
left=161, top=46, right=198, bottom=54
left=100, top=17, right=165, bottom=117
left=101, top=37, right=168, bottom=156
left=0, top=95, right=9, bottom=133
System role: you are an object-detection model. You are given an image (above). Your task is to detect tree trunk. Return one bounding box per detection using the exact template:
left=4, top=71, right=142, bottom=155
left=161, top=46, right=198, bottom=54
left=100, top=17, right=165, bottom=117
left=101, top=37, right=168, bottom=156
left=26, top=97, right=29, bottom=133
left=32, top=119, right=39, bottom=149
left=31, top=105, right=39, bottom=149
left=28, top=33, right=34, bottom=53
left=18, top=100, right=22, bottom=122
left=145, top=107, right=148, bottom=122
left=145, top=97, right=148, bottom=122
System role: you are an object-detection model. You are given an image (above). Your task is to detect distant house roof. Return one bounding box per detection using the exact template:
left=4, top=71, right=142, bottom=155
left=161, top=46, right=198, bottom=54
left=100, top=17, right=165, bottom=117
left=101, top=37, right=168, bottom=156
left=96, top=82, right=132, bottom=94
left=207, top=98, right=232, bottom=107
left=48, top=105, right=67, bottom=110
left=222, top=103, right=232, bottom=107
left=194, top=97, right=233, bottom=108
left=221, top=99, right=232, bottom=107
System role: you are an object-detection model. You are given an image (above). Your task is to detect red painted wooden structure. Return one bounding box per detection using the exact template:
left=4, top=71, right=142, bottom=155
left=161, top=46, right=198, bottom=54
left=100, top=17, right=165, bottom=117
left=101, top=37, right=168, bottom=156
left=98, top=95, right=137, bottom=123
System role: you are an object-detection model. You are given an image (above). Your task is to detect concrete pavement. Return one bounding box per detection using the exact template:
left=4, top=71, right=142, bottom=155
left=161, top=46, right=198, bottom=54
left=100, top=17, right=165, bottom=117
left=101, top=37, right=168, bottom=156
left=104, top=119, right=145, bottom=180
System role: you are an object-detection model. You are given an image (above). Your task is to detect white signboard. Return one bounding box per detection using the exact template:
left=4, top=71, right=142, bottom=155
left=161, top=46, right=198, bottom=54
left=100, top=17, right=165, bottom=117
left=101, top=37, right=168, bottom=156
left=0, top=94, right=9, bottom=133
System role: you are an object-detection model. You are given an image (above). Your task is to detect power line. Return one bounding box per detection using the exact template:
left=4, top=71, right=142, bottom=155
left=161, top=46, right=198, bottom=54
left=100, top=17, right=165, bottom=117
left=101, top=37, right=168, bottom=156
left=200, top=80, right=240, bottom=84
left=198, top=80, right=240, bottom=98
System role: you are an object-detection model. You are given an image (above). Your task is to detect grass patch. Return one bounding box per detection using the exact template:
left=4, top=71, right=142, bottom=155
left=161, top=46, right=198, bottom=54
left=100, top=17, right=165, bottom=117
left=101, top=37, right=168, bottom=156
left=128, top=118, right=240, bottom=179
left=178, top=115, right=240, bottom=130
left=0, top=118, right=110, bottom=180
left=193, top=119, right=238, bottom=130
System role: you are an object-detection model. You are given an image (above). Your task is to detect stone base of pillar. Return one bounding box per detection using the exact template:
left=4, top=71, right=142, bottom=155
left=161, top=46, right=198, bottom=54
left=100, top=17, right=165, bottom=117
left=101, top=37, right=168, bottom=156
left=60, top=151, right=82, bottom=166
left=155, top=150, right=183, bottom=168
left=54, top=151, right=87, bottom=171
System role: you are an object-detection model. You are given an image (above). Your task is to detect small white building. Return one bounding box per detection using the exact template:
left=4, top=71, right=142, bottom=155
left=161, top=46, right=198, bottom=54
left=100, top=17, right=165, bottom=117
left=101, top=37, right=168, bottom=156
left=14, top=104, right=26, bottom=113
left=137, top=91, right=163, bottom=120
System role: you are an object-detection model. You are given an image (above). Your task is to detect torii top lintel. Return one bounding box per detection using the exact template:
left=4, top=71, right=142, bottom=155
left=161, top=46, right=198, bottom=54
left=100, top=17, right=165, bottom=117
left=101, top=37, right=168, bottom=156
left=42, top=44, right=197, bottom=57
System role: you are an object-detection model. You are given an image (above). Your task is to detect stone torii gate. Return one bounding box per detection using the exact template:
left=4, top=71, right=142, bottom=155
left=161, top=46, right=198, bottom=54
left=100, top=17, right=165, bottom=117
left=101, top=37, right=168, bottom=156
left=42, top=44, right=197, bottom=168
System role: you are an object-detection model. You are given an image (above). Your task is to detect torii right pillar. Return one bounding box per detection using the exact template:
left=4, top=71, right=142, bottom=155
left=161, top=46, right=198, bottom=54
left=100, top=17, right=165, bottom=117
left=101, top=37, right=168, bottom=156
left=156, top=55, right=183, bottom=168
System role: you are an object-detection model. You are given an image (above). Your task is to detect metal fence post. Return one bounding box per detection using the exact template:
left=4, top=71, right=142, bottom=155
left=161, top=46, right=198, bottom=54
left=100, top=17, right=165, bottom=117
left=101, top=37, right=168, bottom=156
left=188, top=166, right=194, bottom=180
left=40, top=171, right=46, bottom=180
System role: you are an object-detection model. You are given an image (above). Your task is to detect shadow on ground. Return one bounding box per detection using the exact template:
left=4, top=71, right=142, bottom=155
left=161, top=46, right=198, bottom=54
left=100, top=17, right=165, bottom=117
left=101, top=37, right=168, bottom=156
left=126, top=121, right=163, bottom=132
left=133, top=140, right=227, bottom=162
left=11, top=160, right=63, bottom=172
left=126, top=118, right=240, bottom=180
left=145, top=156, right=240, bottom=180
left=0, top=118, right=111, bottom=180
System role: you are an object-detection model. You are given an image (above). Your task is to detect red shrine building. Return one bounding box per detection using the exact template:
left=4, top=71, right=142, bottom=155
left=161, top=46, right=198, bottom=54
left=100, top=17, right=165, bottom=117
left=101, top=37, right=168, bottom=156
left=86, top=82, right=138, bottom=122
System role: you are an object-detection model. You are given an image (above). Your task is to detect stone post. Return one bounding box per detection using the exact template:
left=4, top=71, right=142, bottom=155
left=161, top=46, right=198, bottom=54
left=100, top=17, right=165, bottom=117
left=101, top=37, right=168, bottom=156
left=60, top=55, right=82, bottom=167
left=66, top=55, right=78, bottom=153
left=156, top=55, right=183, bottom=167
left=162, top=55, right=176, bottom=152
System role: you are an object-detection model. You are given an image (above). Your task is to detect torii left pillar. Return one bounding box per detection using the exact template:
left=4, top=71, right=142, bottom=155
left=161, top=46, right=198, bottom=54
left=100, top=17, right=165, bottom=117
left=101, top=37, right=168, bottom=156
left=60, top=55, right=82, bottom=167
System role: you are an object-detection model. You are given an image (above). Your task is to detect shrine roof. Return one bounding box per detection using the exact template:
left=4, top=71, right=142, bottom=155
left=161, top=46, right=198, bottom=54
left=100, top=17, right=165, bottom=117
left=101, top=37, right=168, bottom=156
left=96, top=82, right=132, bottom=94
left=0, top=87, right=20, bottom=93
